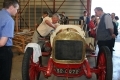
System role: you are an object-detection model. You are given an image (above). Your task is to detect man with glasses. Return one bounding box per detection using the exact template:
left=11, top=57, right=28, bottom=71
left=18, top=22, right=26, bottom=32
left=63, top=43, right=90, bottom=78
left=94, top=7, right=115, bottom=57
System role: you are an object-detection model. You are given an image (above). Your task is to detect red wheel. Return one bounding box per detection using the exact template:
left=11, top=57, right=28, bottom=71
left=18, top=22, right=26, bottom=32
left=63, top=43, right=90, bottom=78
left=22, top=47, right=41, bottom=80
left=96, top=46, right=113, bottom=80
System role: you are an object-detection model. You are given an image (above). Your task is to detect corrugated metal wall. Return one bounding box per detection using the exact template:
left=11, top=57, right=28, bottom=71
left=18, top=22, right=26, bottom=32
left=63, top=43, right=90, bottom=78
left=0, top=0, right=91, bottom=30
left=20, top=0, right=88, bottom=17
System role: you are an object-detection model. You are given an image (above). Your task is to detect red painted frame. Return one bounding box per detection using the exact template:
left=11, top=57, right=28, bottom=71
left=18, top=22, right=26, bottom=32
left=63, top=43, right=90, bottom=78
left=29, top=55, right=105, bottom=79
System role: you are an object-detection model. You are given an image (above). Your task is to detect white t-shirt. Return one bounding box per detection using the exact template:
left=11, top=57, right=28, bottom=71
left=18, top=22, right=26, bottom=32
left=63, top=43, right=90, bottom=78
left=84, top=16, right=87, bottom=24
left=84, top=16, right=86, bottom=21
left=37, top=17, right=60, bottom=36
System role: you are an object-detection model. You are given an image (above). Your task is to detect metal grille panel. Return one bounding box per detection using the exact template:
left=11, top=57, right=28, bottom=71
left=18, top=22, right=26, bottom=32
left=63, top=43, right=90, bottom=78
left=55, top=40, right=83, bottom=60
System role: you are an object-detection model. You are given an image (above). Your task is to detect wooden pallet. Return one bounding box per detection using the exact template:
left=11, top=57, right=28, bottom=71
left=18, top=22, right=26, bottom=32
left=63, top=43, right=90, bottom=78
left=13, top=30, right=34, bottom=53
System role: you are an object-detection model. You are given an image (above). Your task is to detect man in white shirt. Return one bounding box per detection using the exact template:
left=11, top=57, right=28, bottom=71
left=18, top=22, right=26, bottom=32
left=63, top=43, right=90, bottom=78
left=32, top=13, right=60, bottom=43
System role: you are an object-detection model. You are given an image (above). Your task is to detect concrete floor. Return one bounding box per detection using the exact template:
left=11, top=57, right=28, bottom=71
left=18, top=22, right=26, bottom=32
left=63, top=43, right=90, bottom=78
left=10, top=34, right=120, bottom=80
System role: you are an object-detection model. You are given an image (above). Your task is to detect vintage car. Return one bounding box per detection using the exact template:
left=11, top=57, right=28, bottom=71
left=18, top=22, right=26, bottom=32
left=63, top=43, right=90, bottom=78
left=22, top=25, right=113, bottom=80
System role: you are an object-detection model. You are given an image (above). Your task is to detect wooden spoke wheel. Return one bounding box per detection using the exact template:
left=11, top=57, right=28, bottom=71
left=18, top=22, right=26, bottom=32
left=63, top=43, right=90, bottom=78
left=96, top=46, right=113, bottom=80
left=22, top=47, right=41, bottom=80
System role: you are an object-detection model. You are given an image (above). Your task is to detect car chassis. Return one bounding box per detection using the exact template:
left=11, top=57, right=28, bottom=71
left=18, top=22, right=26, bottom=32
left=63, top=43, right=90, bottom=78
left=22, top=25, right=113, bottom=80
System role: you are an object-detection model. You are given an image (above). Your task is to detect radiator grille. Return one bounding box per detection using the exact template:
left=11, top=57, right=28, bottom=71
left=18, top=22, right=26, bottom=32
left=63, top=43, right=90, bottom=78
left=55, top=40, right=83, bottom=60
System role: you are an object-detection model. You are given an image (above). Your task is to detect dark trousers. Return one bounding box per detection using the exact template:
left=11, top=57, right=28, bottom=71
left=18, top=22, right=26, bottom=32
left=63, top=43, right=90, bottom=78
left=111, top=38, right=115, bottom=48
left=97, top=40, right=113, bottom=57
left=0, top=46, right=13, bottom=80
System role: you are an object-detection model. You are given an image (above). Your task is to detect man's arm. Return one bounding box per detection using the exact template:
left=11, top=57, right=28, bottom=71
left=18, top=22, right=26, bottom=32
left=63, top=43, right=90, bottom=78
left=108, top=27, right=115, bottom=38
left=105, top=15, right=114, bottom=35
left=0, top=37, right=8, bottom=47
left=108, top=27, right=114, bottom=36
left=45, top=20, right=56, bottom=29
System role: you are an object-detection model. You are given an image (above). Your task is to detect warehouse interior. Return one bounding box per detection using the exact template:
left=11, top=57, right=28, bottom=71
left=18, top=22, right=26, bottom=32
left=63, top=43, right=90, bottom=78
left=0, top=0, right=120, bottom=80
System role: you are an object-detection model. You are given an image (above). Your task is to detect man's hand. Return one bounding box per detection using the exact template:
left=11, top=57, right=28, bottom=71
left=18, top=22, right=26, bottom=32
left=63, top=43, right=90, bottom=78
left=45, top=20, right=56, bottom=29
left=111, top=34, right=116, bottom=38
left=0, top=37, right=8, bottom=47
left=53, top=23, right=60, bottom=29
left=93, top=27, right=96, bottom=30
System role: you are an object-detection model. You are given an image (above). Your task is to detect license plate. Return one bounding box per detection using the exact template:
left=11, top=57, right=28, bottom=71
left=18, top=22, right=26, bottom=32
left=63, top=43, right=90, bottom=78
left=54, top=67, right=81, bottom=74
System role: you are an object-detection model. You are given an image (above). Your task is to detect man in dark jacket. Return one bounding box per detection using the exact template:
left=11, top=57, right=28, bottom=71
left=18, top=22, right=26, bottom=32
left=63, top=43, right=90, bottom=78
left=60, top=12, right=69, bottom=24
left=111, top=19, right=118, bottom=51
left=79, top=11, right=90, bottom=31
